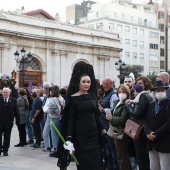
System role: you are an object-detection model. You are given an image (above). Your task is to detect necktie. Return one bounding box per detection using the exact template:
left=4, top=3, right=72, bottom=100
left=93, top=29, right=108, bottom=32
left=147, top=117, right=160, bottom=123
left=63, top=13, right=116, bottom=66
left=4, top=98, right=7, bottom=103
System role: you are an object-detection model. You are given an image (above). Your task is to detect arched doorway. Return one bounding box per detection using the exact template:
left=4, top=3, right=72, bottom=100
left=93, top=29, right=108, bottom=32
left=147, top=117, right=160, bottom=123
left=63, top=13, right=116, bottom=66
left=18, top=57, right=42, bottom=87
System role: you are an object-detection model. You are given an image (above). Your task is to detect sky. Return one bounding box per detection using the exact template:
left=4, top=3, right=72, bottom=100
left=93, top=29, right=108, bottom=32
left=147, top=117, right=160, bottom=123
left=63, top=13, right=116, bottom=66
left=0, top=0, right=150, bottom=19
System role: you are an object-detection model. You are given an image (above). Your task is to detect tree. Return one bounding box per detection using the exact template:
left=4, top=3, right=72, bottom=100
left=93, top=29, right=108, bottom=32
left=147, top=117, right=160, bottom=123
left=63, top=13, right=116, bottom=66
left=147, top=72, right=157, bottom=85
left=119, top=65, right=142, bottom=83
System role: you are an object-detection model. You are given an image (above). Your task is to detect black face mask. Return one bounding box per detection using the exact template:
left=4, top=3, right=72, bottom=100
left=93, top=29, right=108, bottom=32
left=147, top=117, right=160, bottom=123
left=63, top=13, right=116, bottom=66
left=32, top=92, right=37, bottom=98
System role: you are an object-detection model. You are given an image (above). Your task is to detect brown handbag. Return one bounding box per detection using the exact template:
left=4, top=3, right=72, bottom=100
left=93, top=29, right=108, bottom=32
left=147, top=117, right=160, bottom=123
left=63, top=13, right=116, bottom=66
left=124, top=119, right=143, bottom=140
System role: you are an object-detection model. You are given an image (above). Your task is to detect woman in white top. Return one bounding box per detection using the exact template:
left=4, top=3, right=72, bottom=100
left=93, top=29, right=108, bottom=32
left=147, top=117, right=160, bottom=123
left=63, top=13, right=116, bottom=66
left=44, top=85, right=65, bottom=153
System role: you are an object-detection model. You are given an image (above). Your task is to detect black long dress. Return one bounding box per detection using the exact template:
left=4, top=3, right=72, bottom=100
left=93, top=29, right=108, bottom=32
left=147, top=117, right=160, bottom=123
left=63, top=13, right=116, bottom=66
left=67, top=94, right=103, bottom=170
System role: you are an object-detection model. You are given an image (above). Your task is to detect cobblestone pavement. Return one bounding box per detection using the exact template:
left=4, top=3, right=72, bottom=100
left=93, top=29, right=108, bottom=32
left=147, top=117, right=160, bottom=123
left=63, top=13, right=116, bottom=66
left=0, top=125, right=76, bottom=170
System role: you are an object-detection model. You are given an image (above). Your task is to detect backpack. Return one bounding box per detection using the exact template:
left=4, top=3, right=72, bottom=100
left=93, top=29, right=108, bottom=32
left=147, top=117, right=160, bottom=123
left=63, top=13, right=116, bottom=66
left=21, top=97, right=29, bottom=111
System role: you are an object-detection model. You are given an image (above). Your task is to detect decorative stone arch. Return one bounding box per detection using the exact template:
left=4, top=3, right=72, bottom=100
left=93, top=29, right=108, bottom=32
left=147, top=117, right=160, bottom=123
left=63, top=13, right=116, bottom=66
left=71, top=59, right=91, bottom=70
left=18, top=55, right=43, bottom=87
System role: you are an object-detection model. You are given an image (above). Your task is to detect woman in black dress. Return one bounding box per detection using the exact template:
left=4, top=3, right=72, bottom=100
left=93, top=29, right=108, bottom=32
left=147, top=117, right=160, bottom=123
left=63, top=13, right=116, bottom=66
left=57, top=62, right=106, bottom=170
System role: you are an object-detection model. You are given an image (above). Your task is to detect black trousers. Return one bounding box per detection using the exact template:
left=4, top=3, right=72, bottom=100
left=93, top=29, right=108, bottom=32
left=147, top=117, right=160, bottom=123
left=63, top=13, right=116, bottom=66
left=17, top=123, right=26, bottom=145
left=0, top=126, right=12, bottom=152
left=32, top=118, right=41, bottom=145
left=133, top=135, right=150, bottom=170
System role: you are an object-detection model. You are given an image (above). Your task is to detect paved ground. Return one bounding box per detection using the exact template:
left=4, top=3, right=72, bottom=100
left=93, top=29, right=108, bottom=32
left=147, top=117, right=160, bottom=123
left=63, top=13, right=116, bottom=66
left=0, top=125, right=76, bottom=170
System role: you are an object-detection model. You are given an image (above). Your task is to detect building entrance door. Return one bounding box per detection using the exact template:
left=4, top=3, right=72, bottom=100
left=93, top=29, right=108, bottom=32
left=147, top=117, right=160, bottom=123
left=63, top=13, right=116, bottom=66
left=18, top=57, right=42, bottom=88
left=18, top=71, right=42, bottom=88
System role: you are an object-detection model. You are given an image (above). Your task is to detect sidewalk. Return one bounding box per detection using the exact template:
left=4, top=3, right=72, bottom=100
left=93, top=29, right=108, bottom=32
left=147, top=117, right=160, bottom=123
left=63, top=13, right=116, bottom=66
left=0, top=125, right=76, bottom=170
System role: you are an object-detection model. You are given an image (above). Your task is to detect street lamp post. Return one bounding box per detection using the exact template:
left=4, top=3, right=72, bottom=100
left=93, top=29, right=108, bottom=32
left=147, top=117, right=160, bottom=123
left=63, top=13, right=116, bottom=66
left=14, top=48, right=32, bottom=87
left=115, top=59, right=126, bottom=84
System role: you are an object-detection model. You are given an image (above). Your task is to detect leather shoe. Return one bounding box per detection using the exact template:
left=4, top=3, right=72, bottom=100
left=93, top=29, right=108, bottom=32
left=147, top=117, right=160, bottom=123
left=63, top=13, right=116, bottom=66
left=3, top=152, right=8, bottom=156
left=14, top=143, right=24, bottom=147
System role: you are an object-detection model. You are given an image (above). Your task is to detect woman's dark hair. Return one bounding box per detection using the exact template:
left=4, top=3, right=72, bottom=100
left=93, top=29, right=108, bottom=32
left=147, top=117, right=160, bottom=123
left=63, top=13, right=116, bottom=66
left=51, top=85, right=60, bottom=97
left=59, top=88, right=67, bottom=96
left=18, top=88, right=26, bottom=96
left=136, top=76, right=152, bottom=91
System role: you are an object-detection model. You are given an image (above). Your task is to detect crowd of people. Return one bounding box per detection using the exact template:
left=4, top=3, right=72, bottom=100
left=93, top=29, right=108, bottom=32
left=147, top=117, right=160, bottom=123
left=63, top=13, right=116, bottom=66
left=0, top=62, right=170, bottom=170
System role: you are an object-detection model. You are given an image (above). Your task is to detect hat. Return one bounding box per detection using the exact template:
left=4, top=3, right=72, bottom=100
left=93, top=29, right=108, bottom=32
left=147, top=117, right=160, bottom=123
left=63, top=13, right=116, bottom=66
left=151, top=80, right=169, bottom=91
left=134, top=84, right=143, bottom=93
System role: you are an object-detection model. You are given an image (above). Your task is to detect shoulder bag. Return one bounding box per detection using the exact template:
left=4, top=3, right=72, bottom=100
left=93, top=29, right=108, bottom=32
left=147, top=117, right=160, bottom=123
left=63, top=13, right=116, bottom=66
left=107, top=124, right=124, bottom=140
left=124, top=119, right=143, bottom=140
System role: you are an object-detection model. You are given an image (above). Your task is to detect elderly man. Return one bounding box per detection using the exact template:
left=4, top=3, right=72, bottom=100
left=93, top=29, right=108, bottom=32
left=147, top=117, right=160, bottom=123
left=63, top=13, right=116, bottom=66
left=98, top=77, right=118, bottom=170
left=0, top=88, right=20, bottom=156
left=156, top=72, right=170, bottom=98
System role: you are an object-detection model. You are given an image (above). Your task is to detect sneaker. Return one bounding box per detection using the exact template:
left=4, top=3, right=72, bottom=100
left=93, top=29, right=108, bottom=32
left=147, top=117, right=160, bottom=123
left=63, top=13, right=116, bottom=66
left=42, top=148, right=51, bottom=153
left=27, top=140, right=34, bottom=144
left=49, top=150, right=57, bottom=157
left=32, top=144, right=40, bottom=149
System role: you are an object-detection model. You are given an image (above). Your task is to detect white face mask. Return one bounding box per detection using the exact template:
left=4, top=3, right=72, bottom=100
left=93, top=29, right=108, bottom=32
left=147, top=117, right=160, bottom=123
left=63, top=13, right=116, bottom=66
left=118, top=93, right=127, bottom=101
left=155, top=92, right=166, bottom=100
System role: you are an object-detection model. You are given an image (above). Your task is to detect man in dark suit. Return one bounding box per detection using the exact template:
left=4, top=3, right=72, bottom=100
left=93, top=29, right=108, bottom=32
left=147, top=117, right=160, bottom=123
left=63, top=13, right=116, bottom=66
left=0, top=87, right=20, bottom=156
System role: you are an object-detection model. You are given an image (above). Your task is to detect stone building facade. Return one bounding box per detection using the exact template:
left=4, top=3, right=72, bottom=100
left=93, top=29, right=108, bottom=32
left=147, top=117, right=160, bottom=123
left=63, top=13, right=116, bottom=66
left=0, top=9, right=122, bottom=88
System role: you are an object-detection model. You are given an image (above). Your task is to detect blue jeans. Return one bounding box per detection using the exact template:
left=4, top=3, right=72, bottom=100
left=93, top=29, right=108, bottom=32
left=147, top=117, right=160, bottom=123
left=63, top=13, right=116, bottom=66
left=25, top=111, right=33, bottom=141
left=50, top=117, right=60, bottom=149
left=106, top=136, right=119, bottom=170
left=43, top=114, right=51, bottom=149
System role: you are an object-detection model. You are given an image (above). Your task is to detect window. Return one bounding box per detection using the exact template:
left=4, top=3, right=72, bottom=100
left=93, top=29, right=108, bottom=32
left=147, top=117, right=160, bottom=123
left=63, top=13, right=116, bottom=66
left=150, top=32, right=159, bottom=38
left=141, top=66, right=144, bottom=72
left=138, top=18, right=142, bottom=25
left=144, top=19, right=147, bottom=26
left=125, top=39, right=130, bottom=45
left=133, top=28, right=137, bottom=34
left=150, top=44, right=159, bottom=50
left=140, top=41, right=144, bottom=48
left=158, top=11, right=164, bottom=19
left=130, top=16, right=133, bottom=22
left=159, top=24, right=164, bottom=32
left=140, top=53, right=144, bottom=60
left=160, top=48, right=164, bottom=56
left=160, top=36, right=164, bottom=44
left=133, top=40, right=137, bottom=46
left=114, top=12, right=117, bottom=19
left=109, top=23, right=114, bottom=30
left=117, top=25, right=122, bottom=32
left=160, top=61, right=165, bottom=69
left=140, top=29, right=144, bottom=35
left=133, top=53, right=137, bottom=59
left=150, top=55, right=159, bottom=61
left=149, top=21, right=152, bottom=27
left=19, top=58, right=40, bottom=70
left=125, top=26, right=130, bottom=32
left=125, top=52, right=130, bottom=58
left=88, top=24, right=94, bottom=29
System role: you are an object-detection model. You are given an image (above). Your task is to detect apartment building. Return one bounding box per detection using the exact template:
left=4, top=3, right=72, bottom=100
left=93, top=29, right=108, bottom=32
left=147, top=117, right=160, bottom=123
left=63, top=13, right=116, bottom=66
left=77, top=0, right=160, bottom=76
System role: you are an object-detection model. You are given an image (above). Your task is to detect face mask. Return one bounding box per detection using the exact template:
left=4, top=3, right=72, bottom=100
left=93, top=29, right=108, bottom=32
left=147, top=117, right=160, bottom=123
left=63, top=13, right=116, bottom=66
left=155, top=92, right=166, bottom=100
left=32, top=92, right=37, bottom=98
left=118, top=93, right=127, bottom=101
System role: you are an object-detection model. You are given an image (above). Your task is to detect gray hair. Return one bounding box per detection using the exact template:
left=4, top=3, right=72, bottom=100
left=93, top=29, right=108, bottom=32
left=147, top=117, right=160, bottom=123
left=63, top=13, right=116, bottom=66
left=43, top=82, right=51, bottom=88
left=2, top=87, right=11, bottom=92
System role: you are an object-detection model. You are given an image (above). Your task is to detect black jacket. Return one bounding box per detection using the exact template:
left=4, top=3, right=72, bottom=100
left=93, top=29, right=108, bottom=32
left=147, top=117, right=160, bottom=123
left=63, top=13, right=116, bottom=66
left=144, top=99, right=170, bottom=153
left=127, top=93, right=153, bottom=123
left=0, top=96, right=20, bottom=129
